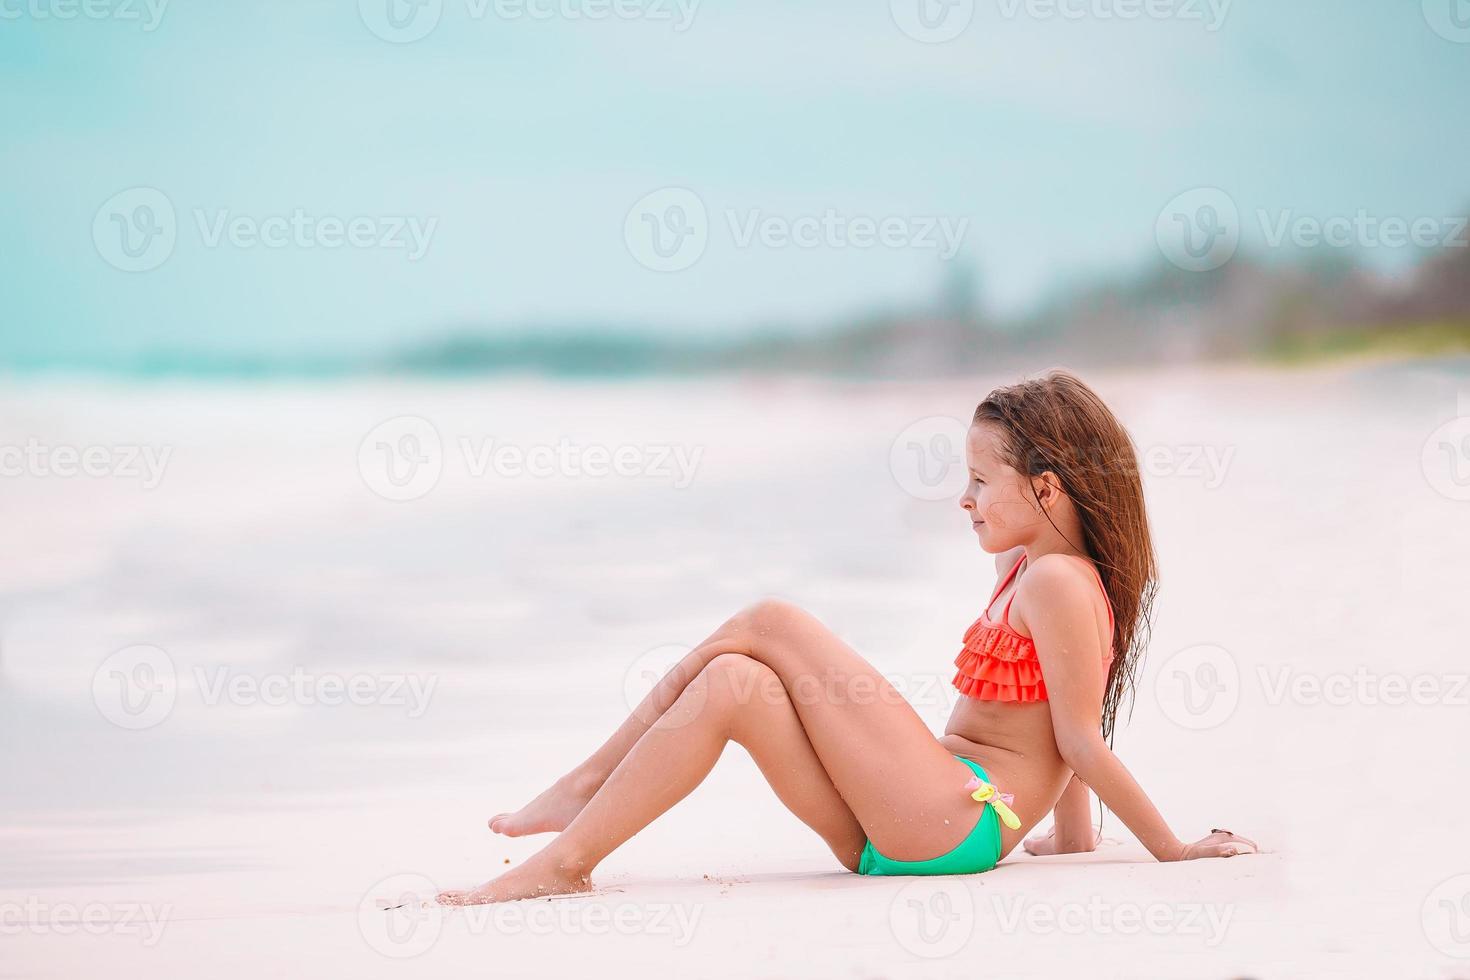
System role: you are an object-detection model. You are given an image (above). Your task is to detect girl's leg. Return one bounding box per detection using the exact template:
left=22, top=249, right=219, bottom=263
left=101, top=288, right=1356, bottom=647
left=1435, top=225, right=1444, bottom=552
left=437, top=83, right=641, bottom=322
left=452, top=602, right=981, bottom=903
left=441, top=653, right=868, bottom=904
left=490, top=605, right=804, bottom=836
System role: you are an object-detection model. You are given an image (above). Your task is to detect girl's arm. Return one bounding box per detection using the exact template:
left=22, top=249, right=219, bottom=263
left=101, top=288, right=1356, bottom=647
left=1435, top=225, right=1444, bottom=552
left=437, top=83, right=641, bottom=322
left=1025, top=774, right=1098, bottom=855
left=1014, top=556, right=1255, bottom=862
left=1053, top=775, right=1095, bottom=844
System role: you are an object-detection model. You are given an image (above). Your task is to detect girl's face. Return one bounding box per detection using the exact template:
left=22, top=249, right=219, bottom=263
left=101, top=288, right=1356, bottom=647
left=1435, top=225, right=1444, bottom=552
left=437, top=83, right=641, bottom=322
left=958, top=423, right=1046, bottom=553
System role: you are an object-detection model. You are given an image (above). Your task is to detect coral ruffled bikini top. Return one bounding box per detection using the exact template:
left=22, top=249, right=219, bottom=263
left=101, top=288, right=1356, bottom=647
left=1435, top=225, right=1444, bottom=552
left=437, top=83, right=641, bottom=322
left=952, top=554, right=1115, bottom=703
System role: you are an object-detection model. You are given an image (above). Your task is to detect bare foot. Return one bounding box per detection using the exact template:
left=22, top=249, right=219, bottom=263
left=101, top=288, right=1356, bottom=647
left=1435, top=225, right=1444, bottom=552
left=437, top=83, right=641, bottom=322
left=1023, top=824, right=1100, bottom=856
left=436, top=851, right=592, bottom=906
left=489, top=772, right=602, bottom=837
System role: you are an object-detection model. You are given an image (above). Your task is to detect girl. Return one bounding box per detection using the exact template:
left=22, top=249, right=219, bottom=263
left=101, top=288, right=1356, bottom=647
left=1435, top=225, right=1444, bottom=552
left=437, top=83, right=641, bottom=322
left=438, top=370, right=1256, bottom=905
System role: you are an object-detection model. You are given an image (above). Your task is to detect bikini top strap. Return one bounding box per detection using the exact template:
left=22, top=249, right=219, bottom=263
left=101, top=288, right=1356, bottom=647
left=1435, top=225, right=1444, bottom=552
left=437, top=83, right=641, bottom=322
left=987, top=551, right=1025, bottom=603
left=998, top=553, right=1027, bottom=624
left=998, top=554, right=1114, bottom=638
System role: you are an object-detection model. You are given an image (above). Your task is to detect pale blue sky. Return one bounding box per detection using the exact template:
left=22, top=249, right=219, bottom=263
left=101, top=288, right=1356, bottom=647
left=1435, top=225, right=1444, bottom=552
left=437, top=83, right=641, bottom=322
left=2, top=0, right=1468, bottom=364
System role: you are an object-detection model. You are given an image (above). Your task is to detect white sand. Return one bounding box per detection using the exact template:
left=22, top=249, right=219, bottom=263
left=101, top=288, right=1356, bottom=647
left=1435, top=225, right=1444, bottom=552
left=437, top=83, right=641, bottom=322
left=3, top=361, right=1468, bottom=978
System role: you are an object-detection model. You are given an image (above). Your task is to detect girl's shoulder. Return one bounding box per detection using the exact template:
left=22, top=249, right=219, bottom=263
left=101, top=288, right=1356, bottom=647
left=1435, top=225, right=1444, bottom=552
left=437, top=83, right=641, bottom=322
left=1012, top=553, right=1107, bottom=620
left=1025, top=552, right=1099, bottom=578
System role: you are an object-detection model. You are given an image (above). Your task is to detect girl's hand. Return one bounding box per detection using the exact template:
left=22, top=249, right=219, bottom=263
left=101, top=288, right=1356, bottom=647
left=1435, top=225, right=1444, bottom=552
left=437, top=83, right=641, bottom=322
left=1175, top=828, right=1258, bottom=860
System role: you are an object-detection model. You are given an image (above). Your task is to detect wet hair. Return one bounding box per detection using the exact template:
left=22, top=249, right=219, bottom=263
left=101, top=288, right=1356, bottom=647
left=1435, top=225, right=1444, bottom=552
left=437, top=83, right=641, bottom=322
left=974, top=369, right=1158, bottom=742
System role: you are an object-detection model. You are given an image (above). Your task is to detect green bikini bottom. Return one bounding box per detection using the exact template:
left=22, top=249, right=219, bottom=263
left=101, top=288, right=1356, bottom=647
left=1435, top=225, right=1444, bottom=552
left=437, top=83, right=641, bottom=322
left=856, top=756, right=1003, bottom=876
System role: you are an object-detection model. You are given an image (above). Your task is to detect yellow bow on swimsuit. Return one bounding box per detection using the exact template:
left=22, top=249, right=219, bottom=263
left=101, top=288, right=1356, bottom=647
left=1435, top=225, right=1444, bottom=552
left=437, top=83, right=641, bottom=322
left=965, top=776, right=1022, bottom=830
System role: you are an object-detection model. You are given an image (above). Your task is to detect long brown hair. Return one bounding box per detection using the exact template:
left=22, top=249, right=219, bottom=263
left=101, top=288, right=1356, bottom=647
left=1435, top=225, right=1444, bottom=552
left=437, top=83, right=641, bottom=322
left=974, top=369, right=1158, bottom=742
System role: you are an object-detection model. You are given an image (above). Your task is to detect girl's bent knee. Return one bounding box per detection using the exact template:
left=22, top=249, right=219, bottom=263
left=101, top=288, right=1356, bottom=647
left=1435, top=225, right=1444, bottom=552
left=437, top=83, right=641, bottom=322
left=734, top=598, right=809, bottom=638
left=704, top=653, right=783, bottom=713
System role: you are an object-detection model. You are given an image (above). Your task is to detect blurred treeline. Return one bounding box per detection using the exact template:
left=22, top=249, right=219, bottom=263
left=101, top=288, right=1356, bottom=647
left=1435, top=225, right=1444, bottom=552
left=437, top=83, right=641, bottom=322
left=43, top=237, right=1470, bottom=380
left=397, top=239, right=1470, bottom=377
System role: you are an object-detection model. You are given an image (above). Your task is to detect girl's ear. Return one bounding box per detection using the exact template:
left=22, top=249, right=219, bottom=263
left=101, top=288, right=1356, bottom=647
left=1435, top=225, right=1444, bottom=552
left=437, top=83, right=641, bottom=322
left=1032, top=471, right=1065, bottom=511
